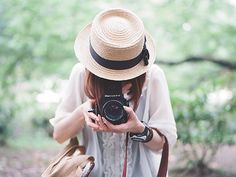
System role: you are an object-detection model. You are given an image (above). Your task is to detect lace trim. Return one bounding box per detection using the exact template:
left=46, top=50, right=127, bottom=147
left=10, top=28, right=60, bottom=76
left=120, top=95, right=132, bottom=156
left=102, top=132, right=132, bottom=177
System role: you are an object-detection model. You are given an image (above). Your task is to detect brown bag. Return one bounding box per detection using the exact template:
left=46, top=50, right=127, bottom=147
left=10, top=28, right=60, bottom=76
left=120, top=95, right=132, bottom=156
left=41, top=137, right=95, bottom=177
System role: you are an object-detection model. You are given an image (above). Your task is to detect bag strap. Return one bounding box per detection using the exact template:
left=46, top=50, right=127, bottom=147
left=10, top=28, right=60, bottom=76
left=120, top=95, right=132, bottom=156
left=70, top=137, right=86, bottom=154
left=51, top=137, right=85, bottom=166
left=122, top=130, right=169, bottom=177
left=52, top=137, right=79, bottom=165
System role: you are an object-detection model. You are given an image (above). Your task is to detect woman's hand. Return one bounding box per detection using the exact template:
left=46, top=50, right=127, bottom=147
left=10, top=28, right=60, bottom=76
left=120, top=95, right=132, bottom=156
left=86, top=113, right=110, bottom=132
left=85, top=106, right=145, bottom=133
left=103, top=106, right=145, bottom=133
left=81, top=100, right=100, bottom=129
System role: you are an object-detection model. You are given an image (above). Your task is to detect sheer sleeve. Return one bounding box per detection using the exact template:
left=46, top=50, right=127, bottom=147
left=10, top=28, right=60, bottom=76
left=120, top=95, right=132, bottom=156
left=49, top=63, right=86, bottom=126
left=147, top=65, right=177, bottom=147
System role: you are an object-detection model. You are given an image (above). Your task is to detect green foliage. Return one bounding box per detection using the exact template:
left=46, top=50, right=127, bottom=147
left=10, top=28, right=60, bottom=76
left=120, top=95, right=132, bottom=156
left=31, top=106, right=55, bottom=137
left=0, top=93, right=16, bottom=145
left=174, top=88, right=235, bottom=145
left=172, top=84, right=236, bottom=171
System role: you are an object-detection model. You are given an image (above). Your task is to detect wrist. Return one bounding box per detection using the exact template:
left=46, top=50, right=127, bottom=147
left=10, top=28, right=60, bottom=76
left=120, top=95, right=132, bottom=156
left=132, top=121, right=145, bottom=133
left=76, top=105, right=83, bottom=115
left=129, top=121, right=153, bottom=143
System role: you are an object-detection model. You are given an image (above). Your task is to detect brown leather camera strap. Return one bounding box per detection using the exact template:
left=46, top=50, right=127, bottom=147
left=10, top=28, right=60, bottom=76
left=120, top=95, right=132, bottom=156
left=122, top=133, right=129, bottom=177
left=154, top=128, right=169, bottom=177
left=122, top=130, right=169, bottom=177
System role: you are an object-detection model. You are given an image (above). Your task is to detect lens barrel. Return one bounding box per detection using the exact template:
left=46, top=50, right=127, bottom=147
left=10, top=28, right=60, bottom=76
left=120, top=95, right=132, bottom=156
left=103, top=100, right=127, bottom=125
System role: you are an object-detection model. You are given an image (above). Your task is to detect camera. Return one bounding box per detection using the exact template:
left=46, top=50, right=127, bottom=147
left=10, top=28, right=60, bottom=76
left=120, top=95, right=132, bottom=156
left=89, top=94, right=129, bottom=125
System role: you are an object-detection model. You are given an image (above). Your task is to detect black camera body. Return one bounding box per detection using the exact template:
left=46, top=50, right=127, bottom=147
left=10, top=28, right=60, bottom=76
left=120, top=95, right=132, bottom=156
left=91, top=94, right=129, bottom=125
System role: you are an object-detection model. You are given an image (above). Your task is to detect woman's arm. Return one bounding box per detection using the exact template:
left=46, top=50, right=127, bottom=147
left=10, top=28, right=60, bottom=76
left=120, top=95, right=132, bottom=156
left=50, top=64, right=88, bottom=144
left=148, top=65, right=177, bottom=147
left=53, top=105, right=85, bottom=144
left=144, top=128, right=165, bottom=151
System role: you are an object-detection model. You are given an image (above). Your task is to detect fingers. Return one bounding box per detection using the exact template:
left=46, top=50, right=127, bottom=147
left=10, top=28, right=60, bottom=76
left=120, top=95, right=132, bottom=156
left=88, top=112, right=99, bottom=122
left=85, top=112, right=110, bottom=132
left=102, top=117, right=127, bottom=133
left=84, top=112, right=99, bottom=129
left=123, top=106, right=137, bottom=122
left=84, top=106, right=131, bottom=133
left=86, top=120, right=99, bottom=130
left=97, top=115, right=109, bottom=132
left=123, top=106, right=133, bottom=113
left=123, top=105, right=130, bottom=110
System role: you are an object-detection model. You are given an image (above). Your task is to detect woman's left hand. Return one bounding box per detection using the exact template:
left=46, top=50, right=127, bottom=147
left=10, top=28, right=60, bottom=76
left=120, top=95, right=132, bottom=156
left=93, top=106, right=145, bottom=133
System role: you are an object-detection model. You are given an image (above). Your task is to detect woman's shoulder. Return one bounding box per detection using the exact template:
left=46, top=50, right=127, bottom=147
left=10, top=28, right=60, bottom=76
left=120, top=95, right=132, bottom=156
left=70, top=63, right=86, bottom=78
left=147, top=64, right=165, bottom=80
left=71, top=62, right=85, bottom=73
left=142, top=64, right=165, bottom=91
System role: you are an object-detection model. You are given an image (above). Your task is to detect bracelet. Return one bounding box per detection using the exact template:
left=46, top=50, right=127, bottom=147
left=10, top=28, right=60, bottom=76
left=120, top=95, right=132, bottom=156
left=129, top=121, right=153, bottom=143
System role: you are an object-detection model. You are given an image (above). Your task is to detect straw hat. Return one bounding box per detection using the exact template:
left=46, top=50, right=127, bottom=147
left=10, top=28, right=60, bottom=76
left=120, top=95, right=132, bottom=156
left=74, top=8, right=156, bottom=81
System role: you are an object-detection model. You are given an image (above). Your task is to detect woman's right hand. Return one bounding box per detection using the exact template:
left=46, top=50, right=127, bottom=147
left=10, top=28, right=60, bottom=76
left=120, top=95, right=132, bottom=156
left=81, top=100, right=100, bottom=130
left=87, top=113, right=111, bottom=132
left=81, top=100, right=110, bottom=132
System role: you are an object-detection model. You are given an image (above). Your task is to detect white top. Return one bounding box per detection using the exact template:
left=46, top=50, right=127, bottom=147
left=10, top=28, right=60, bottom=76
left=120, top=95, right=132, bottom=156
left=50, top=63, right=177, bottom=177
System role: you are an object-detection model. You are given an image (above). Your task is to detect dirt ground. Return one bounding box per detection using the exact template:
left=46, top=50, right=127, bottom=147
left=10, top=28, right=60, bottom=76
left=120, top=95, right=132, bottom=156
left=0, top=147, right=56, bottom=177
left=0, top=145, right=235, bottom=177
left=169, top=144, right=236, bottom=177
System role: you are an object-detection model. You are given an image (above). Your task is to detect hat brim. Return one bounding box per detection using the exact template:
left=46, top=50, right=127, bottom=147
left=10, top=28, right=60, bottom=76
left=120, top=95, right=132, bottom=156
left=74, top=24, right=156, bottom=81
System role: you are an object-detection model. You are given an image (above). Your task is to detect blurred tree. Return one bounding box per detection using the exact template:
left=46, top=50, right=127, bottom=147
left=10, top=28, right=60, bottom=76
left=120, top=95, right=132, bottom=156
left=0, top=93, right=16, bottom=145
left=172, top=85, right=236, bottom=175
left=0, top=0, right=99, bottom=143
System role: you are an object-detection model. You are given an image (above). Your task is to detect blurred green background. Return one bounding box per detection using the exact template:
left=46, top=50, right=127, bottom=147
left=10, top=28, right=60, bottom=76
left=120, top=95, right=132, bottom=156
left=0, top=0, right=236, bottom=176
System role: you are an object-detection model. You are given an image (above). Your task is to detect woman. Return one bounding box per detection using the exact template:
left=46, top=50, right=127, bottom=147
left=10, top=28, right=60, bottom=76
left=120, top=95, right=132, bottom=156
left=50, top=8, right=177, bottom=177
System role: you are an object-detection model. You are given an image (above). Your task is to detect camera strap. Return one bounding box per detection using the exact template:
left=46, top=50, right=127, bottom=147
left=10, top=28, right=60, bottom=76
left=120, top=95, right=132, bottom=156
left=122, top=130, right=169, bottom=177
left=153, top=128, right=169, bottom=177
left=122, top=133, right=129, bottom=177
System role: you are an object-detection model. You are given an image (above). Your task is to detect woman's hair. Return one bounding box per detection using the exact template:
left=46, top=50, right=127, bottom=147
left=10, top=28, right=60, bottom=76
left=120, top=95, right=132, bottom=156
left=84, top=70, right=146, bottom=111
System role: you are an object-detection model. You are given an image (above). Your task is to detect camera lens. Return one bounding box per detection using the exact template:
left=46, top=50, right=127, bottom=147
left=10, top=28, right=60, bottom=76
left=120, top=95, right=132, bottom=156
left=103, top=100, right=125, bottom=123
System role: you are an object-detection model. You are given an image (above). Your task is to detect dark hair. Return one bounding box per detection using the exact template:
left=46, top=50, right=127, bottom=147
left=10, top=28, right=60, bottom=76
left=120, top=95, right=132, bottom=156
left=84, top=70, right=146, bottom=111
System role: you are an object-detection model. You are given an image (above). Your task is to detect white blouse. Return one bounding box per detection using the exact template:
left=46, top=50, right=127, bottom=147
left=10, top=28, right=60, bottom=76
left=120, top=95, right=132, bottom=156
left=50, top=63, right=177, bottom=177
